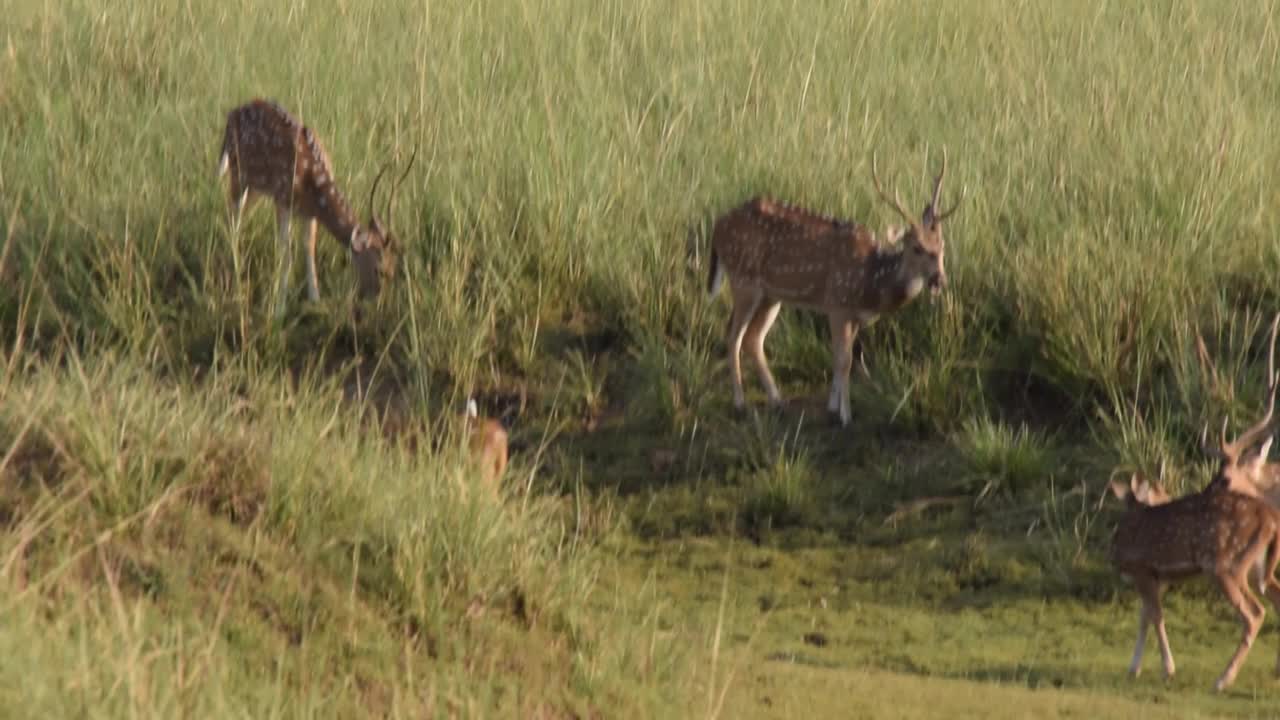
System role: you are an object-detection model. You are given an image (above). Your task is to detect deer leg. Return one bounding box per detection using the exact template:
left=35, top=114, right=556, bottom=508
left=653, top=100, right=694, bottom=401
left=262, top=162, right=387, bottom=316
left=1130, top=575, right=1172, bottom=678
left=227, top=177, right=254, bottom=232
left=827, top=315, right=858, bottom=426
left=1127, top=602, right=1150, bottom=678
left=1263, top=576, right=1280, bottom=677
left=1148, top=590, right=1176, bottom=678
left=304, top=218, right=320, bottom=302
left=744, top=300, right=783, bottom=406
left=274, top=205, right=293, bottom=319
left=1259, top=539, right=1280, bottom=677
left=1214, top=571, right=1263, bottom=692
left=727, top=288, right=763, bottom=411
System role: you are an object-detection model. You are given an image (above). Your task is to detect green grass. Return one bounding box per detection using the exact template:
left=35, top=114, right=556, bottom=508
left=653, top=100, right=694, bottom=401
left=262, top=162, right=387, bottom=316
left=0, top=353, right=689, bottom=716
left=6, top=0, right=1280, bottom=716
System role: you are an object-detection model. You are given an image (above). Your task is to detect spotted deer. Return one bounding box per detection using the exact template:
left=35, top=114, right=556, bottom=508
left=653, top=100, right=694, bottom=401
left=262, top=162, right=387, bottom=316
left=217, top=99, right=413, bottom=316
left=706, top=152, right=961, bottom=425
left=1109, top=468, right=1280, bottom=692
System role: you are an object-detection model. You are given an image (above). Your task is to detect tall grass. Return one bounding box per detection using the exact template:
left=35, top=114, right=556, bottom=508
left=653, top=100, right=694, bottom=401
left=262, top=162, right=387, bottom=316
left=5, top=1, right=1279, bottom=411
left=0, top=351, right=684, bottom=716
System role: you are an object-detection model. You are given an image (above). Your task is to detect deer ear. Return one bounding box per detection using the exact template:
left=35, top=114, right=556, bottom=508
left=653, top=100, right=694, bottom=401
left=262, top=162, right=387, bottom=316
left=1130, top=474, right=1156, bottom=504
left=350, top=228, right=367, bottom=252
left=1249, top=437, right=1274, bottom=472
left=1109, top=478, right=1133, bottom=501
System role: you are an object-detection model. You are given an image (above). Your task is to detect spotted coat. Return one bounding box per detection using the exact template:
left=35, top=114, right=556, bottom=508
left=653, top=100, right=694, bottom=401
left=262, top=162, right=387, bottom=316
left=218, top=99, right=360, bottom=244
left=710, top=196, right=930, bottom=319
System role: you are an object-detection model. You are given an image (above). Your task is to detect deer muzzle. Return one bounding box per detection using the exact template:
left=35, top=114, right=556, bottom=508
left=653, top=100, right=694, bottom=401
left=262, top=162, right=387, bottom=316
left=928, top=271, right=946, bottom=297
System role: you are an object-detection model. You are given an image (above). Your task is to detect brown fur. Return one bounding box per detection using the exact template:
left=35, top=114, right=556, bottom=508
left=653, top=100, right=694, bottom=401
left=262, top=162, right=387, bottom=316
left=706, top=155, right=960, bottom=426
left=218, top=98, right=405, bottom=305
left=1110, top=474, right=1280, bottom=691
left=468, top=418, right=509, bottom=494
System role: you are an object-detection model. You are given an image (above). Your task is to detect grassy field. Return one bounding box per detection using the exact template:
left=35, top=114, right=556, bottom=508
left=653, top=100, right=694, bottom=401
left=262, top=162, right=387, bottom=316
left=5, top=0, right=1280, bottom=716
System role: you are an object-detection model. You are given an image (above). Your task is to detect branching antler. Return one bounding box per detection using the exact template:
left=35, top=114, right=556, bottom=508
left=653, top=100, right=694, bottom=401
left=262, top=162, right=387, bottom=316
left=871, top=153, right=915, bottom=225
left=1210, top=313, right=1280, bottom=461
left=384, top=146, right=418, bottom=227
left=367, top=162, right=393, bottom=221
left=929, top=147, right=964, bottom=222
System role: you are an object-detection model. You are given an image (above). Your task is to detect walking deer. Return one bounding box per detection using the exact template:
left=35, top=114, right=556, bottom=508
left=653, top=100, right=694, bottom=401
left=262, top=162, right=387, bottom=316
left=217, top=99, right=413, bottom=316
left=706, top=152, right=961, bottom=426
left=1110, top=315, right=1280, bottom=692
left=1109, top=468, right=1280, bottom=691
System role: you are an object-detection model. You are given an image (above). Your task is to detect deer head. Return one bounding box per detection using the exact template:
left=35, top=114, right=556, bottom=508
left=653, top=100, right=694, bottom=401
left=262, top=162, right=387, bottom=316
left=1201, top=314, right=1280, bottom=495
left=871, top=149, right=963, bottom=299
left=1109, top=471, right=1172, bottom=508
left=351, top=149, right=416, bottom=298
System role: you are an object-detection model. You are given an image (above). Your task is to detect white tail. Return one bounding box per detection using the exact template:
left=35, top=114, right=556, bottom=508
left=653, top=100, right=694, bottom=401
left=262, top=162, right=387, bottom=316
left=706, top=250, right=724, bottom=297
left=708, top=151, right=963, bottom=426
left=218, top=98, right=414, bottom=316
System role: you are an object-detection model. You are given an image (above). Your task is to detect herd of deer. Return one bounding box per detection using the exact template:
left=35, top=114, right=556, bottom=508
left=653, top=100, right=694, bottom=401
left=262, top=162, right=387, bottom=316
left=217, top=98, right=1280, bottom=692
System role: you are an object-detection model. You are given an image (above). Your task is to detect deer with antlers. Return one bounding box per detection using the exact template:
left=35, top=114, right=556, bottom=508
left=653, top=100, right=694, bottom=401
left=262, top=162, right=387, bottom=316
left=217, top=99, right=414, bottom=317
left=706, top=152, right=961, bottom=425
left=1108, top=313, right=1280, bottom=692
left=1197, top=314, right=1280, bottom=502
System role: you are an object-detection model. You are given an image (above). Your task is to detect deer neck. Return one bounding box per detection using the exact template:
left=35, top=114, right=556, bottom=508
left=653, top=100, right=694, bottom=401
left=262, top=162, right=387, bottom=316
left=864, top=247, right=926, bottom=312
left=311, top=183, right=363, bottom=248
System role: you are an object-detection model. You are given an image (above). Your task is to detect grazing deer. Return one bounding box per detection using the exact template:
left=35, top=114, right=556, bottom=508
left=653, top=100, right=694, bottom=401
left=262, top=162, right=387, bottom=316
left=217, top=99, right=413, bottom=316
left=1109, top=469, right=1280, bottom=692
left=706, top=152, right=961, bottom=426
left=465, top=398, right=509, bottom=495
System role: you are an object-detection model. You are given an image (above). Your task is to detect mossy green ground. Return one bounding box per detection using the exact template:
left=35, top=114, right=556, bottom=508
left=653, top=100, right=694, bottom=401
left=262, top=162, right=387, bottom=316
left=6, top=0, right=1280, bottom=717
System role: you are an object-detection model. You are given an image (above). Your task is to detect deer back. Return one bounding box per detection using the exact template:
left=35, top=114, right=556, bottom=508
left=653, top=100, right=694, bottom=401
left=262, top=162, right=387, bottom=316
left=711, top=197, right=878, bottom=308
left=221, top=99, right=356, bottom=228
left=1112, top=487, right=1279, bottom=580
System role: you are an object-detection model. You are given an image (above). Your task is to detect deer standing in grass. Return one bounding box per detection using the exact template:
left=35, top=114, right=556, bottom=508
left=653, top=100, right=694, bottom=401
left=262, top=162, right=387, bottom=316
left=706, top=152, right=961, bottom=426
left=465, top=398, right=509, bottom=495
left=1109, top=314, right=1280, bottom=691
left=217, top=99, right=413, bottom=317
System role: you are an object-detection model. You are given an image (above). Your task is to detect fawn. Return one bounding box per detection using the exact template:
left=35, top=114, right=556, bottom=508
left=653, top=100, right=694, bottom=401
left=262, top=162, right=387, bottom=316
left=465, top=398, right=509, bottom=495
